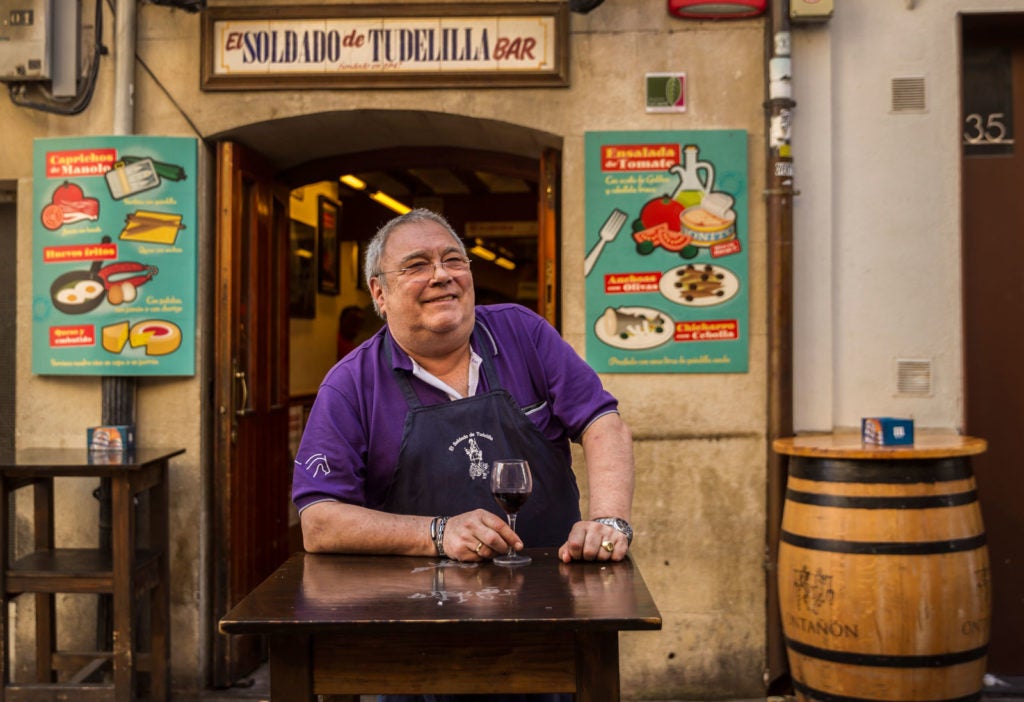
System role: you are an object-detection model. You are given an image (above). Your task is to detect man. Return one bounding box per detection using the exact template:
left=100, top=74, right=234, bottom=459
left=293, top=209, right=635, bottom=564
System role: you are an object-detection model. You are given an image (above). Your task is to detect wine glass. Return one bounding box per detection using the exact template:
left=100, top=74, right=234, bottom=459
left=490, top=459, right=533, bottom=566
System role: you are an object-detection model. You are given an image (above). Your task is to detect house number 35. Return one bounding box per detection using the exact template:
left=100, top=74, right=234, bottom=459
left=963, top=113, right=1013, bottom=144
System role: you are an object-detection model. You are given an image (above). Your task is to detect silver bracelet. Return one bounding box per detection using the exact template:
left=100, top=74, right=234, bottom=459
left=434, top=516, right=449, bottom=557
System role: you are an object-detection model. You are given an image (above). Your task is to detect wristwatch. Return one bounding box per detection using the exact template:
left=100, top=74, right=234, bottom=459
left=593, top=517, right=633, bottom=546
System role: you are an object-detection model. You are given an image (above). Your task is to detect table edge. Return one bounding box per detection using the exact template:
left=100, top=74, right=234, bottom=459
left=773, top=433, right=986, bottom=459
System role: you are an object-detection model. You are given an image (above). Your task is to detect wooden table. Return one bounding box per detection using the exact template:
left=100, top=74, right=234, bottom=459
left=0, top=447, right=184, bottom=702
left=220, top=550, right=662, bottom=702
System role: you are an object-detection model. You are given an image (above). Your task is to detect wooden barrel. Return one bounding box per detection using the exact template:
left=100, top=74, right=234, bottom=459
left=777, top=453, right=991, bottom=702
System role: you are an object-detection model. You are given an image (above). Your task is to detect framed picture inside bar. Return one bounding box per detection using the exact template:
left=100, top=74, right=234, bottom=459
left=289, top=220, right=317, bottom=318
left=200, top=3, right=569, bottom=90
left=318, top=197, right=340, bottom=295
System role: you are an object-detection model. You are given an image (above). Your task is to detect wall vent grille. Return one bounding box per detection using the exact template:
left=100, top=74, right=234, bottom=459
left=896, top=358, right=932, bottom=395
left=891, top=76, right=927, bottom=112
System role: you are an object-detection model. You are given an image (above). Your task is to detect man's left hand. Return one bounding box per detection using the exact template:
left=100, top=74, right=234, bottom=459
left=558, top=520, right=628, bottom=562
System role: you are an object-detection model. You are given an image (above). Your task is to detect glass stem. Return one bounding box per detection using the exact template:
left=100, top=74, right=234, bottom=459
left=507, top=514, right=518, bottom=556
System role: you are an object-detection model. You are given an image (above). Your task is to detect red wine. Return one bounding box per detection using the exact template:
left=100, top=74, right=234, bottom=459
left=493, top=490, right=530, bottom=514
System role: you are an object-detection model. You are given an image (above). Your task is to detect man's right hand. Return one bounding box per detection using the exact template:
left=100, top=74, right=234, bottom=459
left=443, top=508, right=522, bottom=562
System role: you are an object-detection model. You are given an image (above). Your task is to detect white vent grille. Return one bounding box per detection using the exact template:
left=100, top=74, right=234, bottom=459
left=896, top=358, right=932, bottom=395
left=891, top=76, right=926, bottom=112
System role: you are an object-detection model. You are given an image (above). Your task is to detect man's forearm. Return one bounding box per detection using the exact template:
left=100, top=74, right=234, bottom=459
left=300, top=501, right=436, bottom=555
left=580, top=412, right=636, bottom=520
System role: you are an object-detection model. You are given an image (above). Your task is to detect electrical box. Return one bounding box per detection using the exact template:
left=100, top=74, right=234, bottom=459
left=0, top=0, right=53, bottom=81
left=790, top=0, right=834, bottom=23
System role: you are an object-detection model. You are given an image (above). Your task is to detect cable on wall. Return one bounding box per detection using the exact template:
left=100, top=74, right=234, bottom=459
left=7, top=0, right=107, bottom=115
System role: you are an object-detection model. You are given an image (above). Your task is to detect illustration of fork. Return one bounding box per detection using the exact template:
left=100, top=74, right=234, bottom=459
left=583, top=208, right=628, bottom=276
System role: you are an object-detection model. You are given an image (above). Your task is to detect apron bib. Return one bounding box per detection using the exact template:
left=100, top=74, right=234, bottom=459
left=378, top=326, right=581, bottom=548
left=378, top=326, right=577, bottom=702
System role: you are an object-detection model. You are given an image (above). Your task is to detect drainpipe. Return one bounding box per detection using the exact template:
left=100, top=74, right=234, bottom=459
left=112, top=0, right=136, bottom=136
left=764, top=0, right=795, bottom=691
left=98, top=0, right=138, bottom=651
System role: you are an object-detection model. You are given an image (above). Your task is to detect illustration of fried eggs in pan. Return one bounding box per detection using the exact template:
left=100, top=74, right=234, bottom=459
left=54, top=279, right=105, bottom=307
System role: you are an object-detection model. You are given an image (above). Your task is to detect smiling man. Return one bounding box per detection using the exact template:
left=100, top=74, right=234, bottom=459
left=293, top=209, right=636, bottom=570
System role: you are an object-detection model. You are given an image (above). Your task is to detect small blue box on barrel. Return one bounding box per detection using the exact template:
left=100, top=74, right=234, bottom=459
left=861, top=417, right=914, bottom=445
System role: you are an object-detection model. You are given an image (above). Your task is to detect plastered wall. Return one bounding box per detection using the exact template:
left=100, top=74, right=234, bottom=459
left=791, top=0, right=1024, bottom=433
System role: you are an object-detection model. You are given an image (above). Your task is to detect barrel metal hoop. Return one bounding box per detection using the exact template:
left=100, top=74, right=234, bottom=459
left=789, top=456, right=973, bottom=484
left=780, top=530, right=987, bottom=555
left=785, top=488, right=979, bottom=510
left=791, top=677, right=982, bottom=702
left=785, top=636, right=989, bottom=668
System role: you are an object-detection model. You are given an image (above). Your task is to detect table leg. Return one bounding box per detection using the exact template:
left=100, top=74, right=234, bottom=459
left=33, top=479, right=55, bottom=683
left=149, top=461, right=170, bottom=702
left=111, top=476, right=136, bottom=702
left=269, top=635, right=314, bottom=702
left=0, top=480, right=9, bottom=701
left=575, top=631, right=620, bottom=702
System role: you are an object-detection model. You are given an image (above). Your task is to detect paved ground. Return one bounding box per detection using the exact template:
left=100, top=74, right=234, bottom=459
left=181, top=665, right=1024, bottom=701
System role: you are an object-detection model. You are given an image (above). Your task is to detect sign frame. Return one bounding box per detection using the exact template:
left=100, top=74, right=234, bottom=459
left=200, top=2, right=569, bottom=91
left=32, top=136, right=198, bottom=377
left=583, top=130, right=750, bottom=375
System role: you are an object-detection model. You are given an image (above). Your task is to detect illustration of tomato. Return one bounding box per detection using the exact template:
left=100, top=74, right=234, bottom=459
left=41, top=204, right=65, bottom=230
left=52, top=181, right=85, bottom=205
left=640, top=196, right=685, bottom=232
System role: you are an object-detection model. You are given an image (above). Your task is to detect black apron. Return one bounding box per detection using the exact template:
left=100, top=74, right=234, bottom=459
left=378, top=325, right=581, bottom=547
left=378, top=326, right=577, bottom=702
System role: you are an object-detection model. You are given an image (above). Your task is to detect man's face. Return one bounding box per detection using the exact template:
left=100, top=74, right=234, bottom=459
left=370, top=221, right=475, bottom=352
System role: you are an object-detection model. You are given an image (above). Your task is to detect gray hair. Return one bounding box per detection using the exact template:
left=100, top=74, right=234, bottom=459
left=363, top=209, right=467, bottom=316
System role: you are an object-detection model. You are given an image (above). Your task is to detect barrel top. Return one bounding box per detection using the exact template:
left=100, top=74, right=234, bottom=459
left=773, top=431, right=987, bottom=459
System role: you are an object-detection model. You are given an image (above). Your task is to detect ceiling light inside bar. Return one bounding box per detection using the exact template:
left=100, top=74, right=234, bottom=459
left=495, top=257, right=516, bottom=271
left=369, top=191, right=412, bottom=215
left=340, top=174, right=367, bottom=190
left=470, top=239, right=497, bottom=261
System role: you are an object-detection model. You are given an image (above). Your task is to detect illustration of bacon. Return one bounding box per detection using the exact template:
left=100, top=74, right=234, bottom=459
left=59, top=199, right=100, bottom=223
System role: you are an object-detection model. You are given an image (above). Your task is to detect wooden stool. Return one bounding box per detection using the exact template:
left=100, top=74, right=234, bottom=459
left=0, top=447, right=183, bottom=702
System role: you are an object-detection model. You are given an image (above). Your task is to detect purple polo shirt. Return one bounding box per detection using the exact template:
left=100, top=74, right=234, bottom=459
left=292, top=304, right=619, bottom=512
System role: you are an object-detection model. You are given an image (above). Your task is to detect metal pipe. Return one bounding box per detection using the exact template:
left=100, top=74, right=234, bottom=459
left=112, top=0, right=136, bottom=136
left=764, top=0, right=796, bottom=691
left=99, top=0, right=138, bottom=652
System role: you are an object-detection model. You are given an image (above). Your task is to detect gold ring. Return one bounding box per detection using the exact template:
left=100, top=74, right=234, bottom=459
left=475, top=541, right=484, bottom=555
left=601, top=540, right=615, bottom=553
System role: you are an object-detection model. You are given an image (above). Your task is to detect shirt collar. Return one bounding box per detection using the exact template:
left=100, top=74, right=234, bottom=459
left=410, top=349, right=482, bottom=400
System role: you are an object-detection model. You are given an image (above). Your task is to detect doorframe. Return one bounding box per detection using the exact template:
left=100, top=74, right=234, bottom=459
left=207, top=127, right=564, bottom=684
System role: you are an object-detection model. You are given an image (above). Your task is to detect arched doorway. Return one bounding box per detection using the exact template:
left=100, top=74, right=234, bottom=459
left=210, top=111, right=562, bottom=685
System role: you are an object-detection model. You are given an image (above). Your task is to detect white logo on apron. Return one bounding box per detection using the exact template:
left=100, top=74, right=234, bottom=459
left=464, top=438, right=489, bottom=480
left=449, top=431, right=495, bottom=480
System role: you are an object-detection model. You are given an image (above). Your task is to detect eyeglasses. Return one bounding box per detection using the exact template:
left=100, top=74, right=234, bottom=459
left=379, top=255, right=472, bottom=281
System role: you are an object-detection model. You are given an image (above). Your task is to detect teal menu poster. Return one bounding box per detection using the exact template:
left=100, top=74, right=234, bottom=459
left=32, top=136, right=198, bottom=376
left=584, top=130, right=749, bottom=374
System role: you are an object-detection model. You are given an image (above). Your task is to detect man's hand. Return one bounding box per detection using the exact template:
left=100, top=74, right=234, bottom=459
left=444, top=508, right=522, bottom=562
left=558, top=519, right=629, bottom=562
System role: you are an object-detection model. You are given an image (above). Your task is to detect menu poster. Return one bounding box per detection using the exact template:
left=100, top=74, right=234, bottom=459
left=584, top=130, right=749, bottom=374
left=31, top=136, right=198, bottom=376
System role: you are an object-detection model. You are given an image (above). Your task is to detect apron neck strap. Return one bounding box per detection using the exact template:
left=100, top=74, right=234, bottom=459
left=384, top=322, right=502, bottom=409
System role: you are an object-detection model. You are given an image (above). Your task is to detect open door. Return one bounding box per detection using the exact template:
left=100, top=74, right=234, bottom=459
left=538, top=148, right=560, bottom=327
left=212, top=142, right=292, bottom=686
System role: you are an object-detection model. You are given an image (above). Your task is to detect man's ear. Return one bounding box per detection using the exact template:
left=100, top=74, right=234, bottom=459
left=369, top=277, right=386, bottom=313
